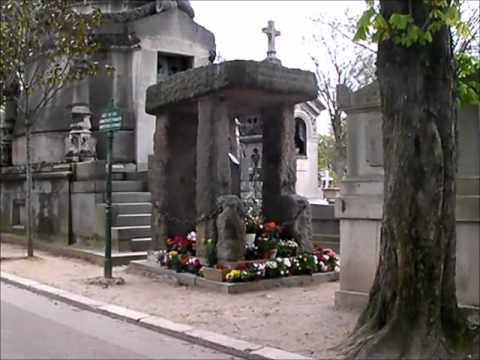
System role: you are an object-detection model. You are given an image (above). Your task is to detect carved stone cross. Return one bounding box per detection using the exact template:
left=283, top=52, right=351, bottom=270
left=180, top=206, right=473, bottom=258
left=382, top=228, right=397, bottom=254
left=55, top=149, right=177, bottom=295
left=262, top=20, right=281, bottom=65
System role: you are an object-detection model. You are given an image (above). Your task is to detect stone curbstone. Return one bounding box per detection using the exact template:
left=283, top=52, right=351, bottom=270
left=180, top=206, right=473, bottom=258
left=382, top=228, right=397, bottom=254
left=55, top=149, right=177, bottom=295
left=1, top=271, right=312, bottom=360
left=251, top=347, right=312, bottom=360
left=184, top=328, right=264, bottom=355
left=97, top=304, right=149, bottom=322
left=140, top=315, right=193, bottom=336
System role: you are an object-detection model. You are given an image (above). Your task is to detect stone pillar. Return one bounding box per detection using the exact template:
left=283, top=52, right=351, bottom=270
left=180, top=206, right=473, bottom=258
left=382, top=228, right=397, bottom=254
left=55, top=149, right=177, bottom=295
left=196, top=97, right=232, bottom=257
left=261, top=105, right=296, bottom=220
left=150, top=112, right=170, bottom=250
left=150, top=110, right=197, bottom=250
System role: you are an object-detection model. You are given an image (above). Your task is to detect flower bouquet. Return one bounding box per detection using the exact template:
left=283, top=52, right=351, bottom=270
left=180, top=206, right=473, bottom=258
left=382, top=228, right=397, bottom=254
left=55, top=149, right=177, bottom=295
left=276, top=239, right=298, bottom=258
left=256, top=236, right=278, bottom=259
left=166, top=232, right=196, bottom=255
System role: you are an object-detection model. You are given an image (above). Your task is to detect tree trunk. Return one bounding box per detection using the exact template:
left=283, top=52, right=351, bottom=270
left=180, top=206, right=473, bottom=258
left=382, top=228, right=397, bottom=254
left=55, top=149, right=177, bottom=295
left=25, top=117, right=33, bottom=257
left=340, top=1, right=478, bottom=358
left=332, top=143, right=346, bottom=181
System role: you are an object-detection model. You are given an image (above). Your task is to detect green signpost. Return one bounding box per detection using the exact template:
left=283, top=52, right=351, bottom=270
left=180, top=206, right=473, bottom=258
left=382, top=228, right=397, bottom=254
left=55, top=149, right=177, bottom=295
left=99, top=100, right=122, bottom=279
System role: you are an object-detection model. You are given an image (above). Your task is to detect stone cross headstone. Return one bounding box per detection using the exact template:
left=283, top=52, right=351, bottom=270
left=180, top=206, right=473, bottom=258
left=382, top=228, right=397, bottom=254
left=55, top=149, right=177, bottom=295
left=262, top=20, right=281, bottom=65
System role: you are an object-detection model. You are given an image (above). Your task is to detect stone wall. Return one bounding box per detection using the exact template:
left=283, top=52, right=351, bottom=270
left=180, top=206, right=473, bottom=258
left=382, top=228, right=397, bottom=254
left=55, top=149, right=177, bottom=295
left=0, top=165, right=73, bottom=244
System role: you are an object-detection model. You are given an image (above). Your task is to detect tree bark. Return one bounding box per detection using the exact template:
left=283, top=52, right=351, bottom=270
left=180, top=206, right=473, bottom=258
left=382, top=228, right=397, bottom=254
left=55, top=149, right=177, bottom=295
left=340, top=1, right=478, bottom=358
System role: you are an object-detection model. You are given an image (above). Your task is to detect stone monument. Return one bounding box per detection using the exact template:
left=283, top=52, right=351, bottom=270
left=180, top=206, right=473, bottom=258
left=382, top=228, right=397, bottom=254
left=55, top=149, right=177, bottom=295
left=146, top=59, right=318, bottom=262
left=65, top=104, right=96, bottom=162
left=334, top=82, right=480, bottom=310
left=1, top=0, right=215, bottom=247
left=262, top=20, right=281, bottom=65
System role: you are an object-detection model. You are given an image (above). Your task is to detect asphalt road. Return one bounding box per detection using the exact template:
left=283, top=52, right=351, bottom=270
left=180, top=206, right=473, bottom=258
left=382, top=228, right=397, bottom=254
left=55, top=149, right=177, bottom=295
left=0, top=282, right=236, bottom=359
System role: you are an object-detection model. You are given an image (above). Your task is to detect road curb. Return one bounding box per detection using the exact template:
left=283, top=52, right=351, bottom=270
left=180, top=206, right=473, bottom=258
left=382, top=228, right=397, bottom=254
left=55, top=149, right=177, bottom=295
left=1, top=271, right=311, bottom=360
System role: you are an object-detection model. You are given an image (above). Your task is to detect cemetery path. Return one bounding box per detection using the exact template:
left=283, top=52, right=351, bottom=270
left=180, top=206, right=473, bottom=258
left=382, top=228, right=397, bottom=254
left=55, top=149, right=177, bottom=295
left=0, top=282, right=235, bottom=359
left=0, top=241, right=358, bottom=358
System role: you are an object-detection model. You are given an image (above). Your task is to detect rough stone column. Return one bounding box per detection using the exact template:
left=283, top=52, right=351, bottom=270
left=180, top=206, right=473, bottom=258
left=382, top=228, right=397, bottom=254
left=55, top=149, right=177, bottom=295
left=150, top=112, right=170, bottom=250
left=150, top=110, right=197, bottom=250
left=261, top=105, right=297, bottom=220
left=196, top=97, right=232, bottom=257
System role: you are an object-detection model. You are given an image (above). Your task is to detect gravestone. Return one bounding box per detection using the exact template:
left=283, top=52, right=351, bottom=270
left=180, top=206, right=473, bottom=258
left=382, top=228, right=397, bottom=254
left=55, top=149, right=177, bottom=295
left=146, top=60, right=318, bottom=261
left=335, top=82, right=480, bottom=310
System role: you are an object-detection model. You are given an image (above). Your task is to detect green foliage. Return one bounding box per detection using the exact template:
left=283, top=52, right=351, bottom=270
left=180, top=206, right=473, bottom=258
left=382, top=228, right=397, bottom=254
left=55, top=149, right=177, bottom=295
left=456, top=53, right=480, bottom=106
left=318, top=133, right=336, bottom=171
left=354, top=0, right=479, bottom=105
left=0, top=0, right=102, bottom=114
left=205, top=239, right=217, bottom=267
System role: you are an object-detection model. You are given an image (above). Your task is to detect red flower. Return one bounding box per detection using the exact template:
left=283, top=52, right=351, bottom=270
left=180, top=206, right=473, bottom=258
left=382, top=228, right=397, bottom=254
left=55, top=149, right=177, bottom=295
left=265, top=222, right=277, bottom=231
left=323, top=248, right=337, bottom=258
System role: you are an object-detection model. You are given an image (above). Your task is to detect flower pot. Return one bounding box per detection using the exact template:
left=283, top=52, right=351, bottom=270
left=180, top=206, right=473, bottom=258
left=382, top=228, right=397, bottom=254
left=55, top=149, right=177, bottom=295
left=245, top=233, right=256, bottom=248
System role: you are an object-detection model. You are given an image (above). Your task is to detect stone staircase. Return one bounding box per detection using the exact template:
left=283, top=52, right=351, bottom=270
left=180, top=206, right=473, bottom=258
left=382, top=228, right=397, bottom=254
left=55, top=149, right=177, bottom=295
left=109, top=191, right=153, bottom=252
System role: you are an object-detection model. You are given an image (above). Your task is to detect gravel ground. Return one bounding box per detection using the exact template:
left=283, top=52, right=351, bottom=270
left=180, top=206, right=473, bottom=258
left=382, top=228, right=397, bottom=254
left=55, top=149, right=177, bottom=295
left=1, top=241, right=359, bottom=358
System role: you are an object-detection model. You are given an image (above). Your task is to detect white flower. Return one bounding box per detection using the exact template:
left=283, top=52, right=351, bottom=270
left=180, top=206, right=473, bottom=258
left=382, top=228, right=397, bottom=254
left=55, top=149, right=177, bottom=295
left=313, top=256, right=318, bottom=264
left=287, top=240, right=298, bottom=247
left=266, top=261, right=277, bottom=269
left=320, top=263, right=328, bottom=272
left=334, top=266, right=340, bottom=273
left=324, top=255, right=330, bottom=261
left=283, top=258, right=291, bottom=267
left=187, top=231, right=197, bottom=241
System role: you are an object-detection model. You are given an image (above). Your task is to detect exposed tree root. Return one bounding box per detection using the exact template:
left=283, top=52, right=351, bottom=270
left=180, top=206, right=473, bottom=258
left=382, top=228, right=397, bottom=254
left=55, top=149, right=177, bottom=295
left=338, top=316, right=480, bottom=360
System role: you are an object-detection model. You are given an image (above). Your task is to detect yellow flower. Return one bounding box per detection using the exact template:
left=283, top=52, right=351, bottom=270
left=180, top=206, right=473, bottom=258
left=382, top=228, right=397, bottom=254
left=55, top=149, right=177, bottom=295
left=168, top=251, right=178, bottom=257
left=226, top=269, right=241, bottom=281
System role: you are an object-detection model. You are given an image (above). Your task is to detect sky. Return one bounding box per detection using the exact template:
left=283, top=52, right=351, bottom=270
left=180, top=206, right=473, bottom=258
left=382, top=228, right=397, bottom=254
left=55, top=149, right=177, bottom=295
left=194, top=1, right=368, bottom=134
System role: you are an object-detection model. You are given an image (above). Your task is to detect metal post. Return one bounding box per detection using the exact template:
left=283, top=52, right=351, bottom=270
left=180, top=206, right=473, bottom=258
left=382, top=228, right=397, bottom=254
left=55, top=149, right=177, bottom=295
left=104, top=130, right=113, bottom=279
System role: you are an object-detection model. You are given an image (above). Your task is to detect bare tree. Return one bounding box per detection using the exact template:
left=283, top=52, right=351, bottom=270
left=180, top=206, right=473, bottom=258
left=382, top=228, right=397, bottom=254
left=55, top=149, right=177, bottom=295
left=306, top=9, right=376, bottom=179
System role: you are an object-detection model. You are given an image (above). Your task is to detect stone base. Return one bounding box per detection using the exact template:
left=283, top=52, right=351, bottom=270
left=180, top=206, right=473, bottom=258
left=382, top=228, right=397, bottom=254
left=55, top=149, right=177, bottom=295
left=335, top=289, right=480, bottom=320
left=128, top=260, right=338, bottom=294
left=334, top=289, right=369, bottom=310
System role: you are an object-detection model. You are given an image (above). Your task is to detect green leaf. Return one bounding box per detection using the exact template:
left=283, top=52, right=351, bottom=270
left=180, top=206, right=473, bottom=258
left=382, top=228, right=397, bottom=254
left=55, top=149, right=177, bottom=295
left=444, top=6, right=460, bottom=26
left=389, top=14, right=413, bottom=31
left=354, top=8, right=376, bottom=42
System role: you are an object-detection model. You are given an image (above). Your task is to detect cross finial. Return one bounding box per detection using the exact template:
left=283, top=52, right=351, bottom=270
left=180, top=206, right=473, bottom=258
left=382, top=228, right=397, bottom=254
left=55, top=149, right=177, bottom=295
left=262, top=20, right=281, bottom=65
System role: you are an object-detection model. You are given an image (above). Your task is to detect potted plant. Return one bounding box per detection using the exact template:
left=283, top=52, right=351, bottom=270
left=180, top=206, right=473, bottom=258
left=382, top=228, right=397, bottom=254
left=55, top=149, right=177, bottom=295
left=244, top=196, right=262, bottom=247
left=257, top=236, right=278, bottom=259
left=245, top=218, right=257, bottom=247
left=277, top=239, right=298, bottom=257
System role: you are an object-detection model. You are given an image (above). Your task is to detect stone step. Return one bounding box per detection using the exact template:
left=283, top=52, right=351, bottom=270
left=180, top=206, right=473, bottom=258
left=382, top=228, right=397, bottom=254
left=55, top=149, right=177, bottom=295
left=72, top=180, right=146, bottom=193
left=131, top=237, right=152, bottom=252
left=116, top=213, right=151, bottom=226
left=112, top=180, right=146, bottom=192
left=111, top=225, right=151, bottom=242
left=111, top=192, right=151, bottom=203
left=112, top=202, right=152, bottom=215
